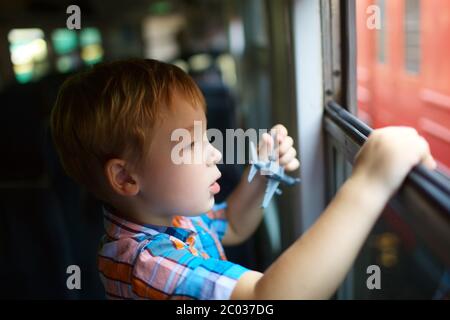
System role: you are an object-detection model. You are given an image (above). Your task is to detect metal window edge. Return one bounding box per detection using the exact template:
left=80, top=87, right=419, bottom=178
left=325, top=100, right=450, bottom=268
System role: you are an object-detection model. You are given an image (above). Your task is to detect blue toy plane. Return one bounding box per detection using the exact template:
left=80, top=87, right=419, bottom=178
left=248, top=133, right=301, bottom=208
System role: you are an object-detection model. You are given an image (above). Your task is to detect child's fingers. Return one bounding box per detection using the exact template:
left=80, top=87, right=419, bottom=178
left=270, top=124, right=288, bottom=139
left=258, top=132, right=274, bottom=161
left=277, top=136, right=294, bottom=155
left=418, top=136, right=437, bottom=170
left=423, top=155, right=437, bottom=170
left=284, top=158, right=300, bottom=171
left=279, top=147, right=297, bottom=166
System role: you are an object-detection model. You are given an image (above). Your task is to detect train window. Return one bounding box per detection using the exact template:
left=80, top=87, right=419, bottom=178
left=8, top=28, right=49, bottom=83
left=319, top=0, right=449, bottom=299
left=404, top=0, right=420, bottom=73
left=356, top=0, right=450, bottom=174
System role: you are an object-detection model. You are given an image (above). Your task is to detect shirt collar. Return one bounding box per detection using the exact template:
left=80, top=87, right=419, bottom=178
left=102, top=205, right=197, bottom=243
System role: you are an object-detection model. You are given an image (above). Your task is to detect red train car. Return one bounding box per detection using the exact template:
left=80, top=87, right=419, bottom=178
left=356, top=0, right=450, bottom=173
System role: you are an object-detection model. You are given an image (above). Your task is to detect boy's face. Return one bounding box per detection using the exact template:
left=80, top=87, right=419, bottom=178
left=138, top=91, right=222, bottom=217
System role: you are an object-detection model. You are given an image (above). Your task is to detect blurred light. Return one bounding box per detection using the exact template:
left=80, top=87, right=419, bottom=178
left=142, top=15, right=184, bottom=62
left=80, top=28, right=103, bottom=65
left=375, top=233, right=399, bottom=268
left=189, top=54, right=212, bottom=73
left=216, top=54, right=237, bottom=87
left=13, top=63, right=33, bottom=83
left=8, top=28, right=48, bottom=83
left=81, top=44, right=104, bottom=65
left=8, top=28, right=44, bottom=43
left=80, top=28, right=102, bottom=47
left=229, top=19, right=245, bottom=56
left=33, top=39, right=48, bottom=60
left=52, top=29, right=78, bottom=55
left=10, top=38, right=48, bottom=64
left=56, top=56, right=76, bottom=73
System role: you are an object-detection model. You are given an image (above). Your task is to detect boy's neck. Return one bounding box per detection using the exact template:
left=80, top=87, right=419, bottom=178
left=136, top=213, right=174, bottom=227
left=105, top=202, right=175, bottom=227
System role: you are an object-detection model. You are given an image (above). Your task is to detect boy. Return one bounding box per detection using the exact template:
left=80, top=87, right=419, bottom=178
left=51, top=59, right=437, bottom=300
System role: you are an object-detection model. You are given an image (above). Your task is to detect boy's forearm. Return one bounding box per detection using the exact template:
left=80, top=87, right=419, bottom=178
left=252, top=173, right=390, bottom=299
left=225, top=166, right=267, bottom=243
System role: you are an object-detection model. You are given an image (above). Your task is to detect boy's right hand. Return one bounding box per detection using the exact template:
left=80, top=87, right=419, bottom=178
left=351, top=126, right=437, bottom=199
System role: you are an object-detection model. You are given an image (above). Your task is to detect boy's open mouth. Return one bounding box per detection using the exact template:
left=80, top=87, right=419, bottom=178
left=209, top=173, right=222, bottom=194
left=209, top=181, right=220, bottom=194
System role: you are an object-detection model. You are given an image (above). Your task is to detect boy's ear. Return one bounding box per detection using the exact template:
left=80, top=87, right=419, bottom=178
left=104, top=159, right=140, bottom=197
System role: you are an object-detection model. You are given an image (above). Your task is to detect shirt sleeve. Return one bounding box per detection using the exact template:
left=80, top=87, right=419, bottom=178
left=131, top=236, right=250, bottom=300
left=199, top=201, right=228, bottom=241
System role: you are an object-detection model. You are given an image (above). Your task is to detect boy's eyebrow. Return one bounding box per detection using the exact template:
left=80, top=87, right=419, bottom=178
left=182, top=121, right=207, bottom=132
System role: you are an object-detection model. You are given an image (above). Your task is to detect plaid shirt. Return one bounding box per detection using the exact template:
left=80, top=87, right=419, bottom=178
left=97, top=202, right=250, bottom=300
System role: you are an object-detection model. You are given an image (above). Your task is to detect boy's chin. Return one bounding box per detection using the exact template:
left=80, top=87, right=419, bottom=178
left=206, top=196, right=216, bottom=210
left=196, top=197, right=215, bottom=214
left=182, top=197, right=216, bottom=216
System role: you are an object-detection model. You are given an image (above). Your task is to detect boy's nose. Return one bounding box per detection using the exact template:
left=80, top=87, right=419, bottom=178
left=207, top=145, right=222, bottom=166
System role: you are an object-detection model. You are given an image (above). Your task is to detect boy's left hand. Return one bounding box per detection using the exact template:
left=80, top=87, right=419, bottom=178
left=258, top=124, right=300, bottom=172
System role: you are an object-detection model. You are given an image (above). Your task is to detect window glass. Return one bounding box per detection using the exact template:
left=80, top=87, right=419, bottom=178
left=356, top=0, right=450, bottom=174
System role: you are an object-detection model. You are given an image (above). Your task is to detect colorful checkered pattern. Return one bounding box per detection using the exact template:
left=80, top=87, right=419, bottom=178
left=97, top=202, right=250, bottom=300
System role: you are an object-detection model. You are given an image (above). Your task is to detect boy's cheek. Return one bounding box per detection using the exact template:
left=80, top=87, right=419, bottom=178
left=150, top=166, right=196, bottom=191
left=143, top=161, right=208, bottom=199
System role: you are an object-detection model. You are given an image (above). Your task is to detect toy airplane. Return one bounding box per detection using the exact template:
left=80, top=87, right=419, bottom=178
left=248, top=133, right=301, bottom=208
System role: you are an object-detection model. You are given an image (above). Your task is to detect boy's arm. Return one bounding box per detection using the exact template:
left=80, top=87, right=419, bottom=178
left=222, top=125, right=299, bottom=246
left=230, top=127, right=437, bottom=299
left=231, top=173, right=389, bottom=299
left=221, top=166, right=267, bottom=246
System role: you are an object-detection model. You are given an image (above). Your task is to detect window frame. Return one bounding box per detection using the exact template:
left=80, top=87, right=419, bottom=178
left=293, top=0, right=450, bottom=299
left=292, top=0, right=327, bottom=235
left=326, top=0, right=450, bottom=299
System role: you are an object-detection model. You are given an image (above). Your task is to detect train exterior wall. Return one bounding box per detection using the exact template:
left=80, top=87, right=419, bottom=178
left=356, top=0, right=450, bottom=171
